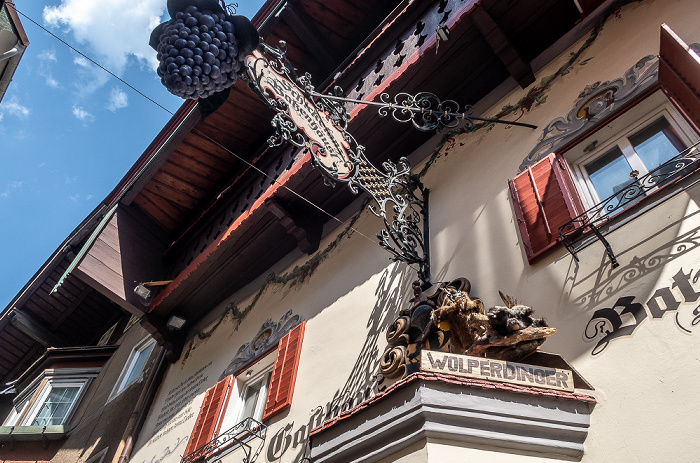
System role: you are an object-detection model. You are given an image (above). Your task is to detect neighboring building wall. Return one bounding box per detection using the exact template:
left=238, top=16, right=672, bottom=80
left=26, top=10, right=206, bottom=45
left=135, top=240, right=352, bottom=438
left=0, top=442, right=62, bottom=463
left=129, top=1, right=700, bottom=463
left=50, top=324, right=160, bottom=463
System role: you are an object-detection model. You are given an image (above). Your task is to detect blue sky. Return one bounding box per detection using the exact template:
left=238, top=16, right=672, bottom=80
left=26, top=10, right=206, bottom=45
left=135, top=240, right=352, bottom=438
left=0, top=0, right=265, bottom=309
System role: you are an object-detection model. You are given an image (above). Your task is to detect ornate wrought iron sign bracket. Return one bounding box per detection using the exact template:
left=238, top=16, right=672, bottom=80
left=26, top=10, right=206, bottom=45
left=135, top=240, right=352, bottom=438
left=243, top=43, right=534, bottom=284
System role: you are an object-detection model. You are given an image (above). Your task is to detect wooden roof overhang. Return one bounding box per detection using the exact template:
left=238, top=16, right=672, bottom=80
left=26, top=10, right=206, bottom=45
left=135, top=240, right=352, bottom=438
left=0, top=210, right=127, bottom=388
left=135, top=0, right=608, bottom=329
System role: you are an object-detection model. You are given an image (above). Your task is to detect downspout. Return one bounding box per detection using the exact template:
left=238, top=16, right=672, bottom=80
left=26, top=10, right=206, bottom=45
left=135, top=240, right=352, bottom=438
left=112, top=345, right=170, bottom=463
left=0, top=43, right=19, bottom=61
left=0, top=42, right=25, bottom=103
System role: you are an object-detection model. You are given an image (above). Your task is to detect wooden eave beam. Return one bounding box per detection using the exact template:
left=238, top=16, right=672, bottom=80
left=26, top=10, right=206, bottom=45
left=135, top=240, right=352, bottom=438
left=471, top=5, right=535, bottom=89
left=265, top=198, right=321, bottom=254
left=49, top=285, right=91, bottom=331
left=2, top=344, right=43, bottom=386
left=283, top=3, right=336, bottom=79
left=10, top=310, right=71, bottom=348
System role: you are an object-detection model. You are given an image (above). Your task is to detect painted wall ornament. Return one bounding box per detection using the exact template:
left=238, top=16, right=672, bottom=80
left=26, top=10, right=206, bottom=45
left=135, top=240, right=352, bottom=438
left=519, top=54, right=659, bottom=172
left=219, top=310, right=303, bottom=380
left=381, top=279, right=556, bottom=380
left=149, top=0, right=259, bottom=100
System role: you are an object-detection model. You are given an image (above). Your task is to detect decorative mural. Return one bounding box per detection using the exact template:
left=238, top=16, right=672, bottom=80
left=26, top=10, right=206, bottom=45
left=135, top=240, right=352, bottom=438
left=584, top=267, right=700, bottom=355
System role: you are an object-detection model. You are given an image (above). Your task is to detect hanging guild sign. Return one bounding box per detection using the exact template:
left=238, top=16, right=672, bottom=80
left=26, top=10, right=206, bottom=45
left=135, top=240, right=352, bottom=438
left=245, top=49, right=354, bottom=179
left=421, top=350, right=574, bottom=392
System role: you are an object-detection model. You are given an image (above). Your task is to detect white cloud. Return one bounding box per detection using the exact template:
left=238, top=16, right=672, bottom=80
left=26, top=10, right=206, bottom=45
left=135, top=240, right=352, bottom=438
left=69, top=193, right=80, bottom=202
left=73, top=56, right=89, bottom=68
left=0, top=97, right=30, bottom=119
left=0, top=181, right=23, bottom=199
left=45, top=76, right=60, bottom=88
left=38, top=49, right=60, bottom=88
left=65, top=175, right=77, bottom=184
left=106, top=87, right=128, bottom=111
left=38, top=50, right=57, bottom=62
left=43, top=0, right=165, bottom=78
left=72, top=105, right=94, bottom=122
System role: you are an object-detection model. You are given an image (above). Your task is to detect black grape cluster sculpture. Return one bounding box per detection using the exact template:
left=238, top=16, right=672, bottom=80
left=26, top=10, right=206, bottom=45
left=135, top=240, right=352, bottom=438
left=150, top=0, right=259, bottom=99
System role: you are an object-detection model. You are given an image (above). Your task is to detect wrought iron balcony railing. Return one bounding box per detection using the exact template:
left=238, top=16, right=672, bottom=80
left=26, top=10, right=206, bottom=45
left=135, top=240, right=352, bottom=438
left=181, top=417, right=267, bottom=463
left=559, top=141, right=700, bottom=268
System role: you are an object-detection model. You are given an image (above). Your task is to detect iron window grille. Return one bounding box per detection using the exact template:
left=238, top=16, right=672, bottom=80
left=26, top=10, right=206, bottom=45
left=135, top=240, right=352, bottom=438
left=181, top=417, right=267, bottom=463
left=559, top=140, right=700, bottom=267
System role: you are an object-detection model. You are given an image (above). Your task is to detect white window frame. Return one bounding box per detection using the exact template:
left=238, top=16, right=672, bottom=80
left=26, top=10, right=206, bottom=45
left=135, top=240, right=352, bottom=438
left=3, top=368, right=98, bottom=427
left=564, top=90, right=699, bottom=211
left=109, top=337, right=156, bottom=400
left=23, top=380, right=87, bottom=426
left=217, top=349, right=275, bottom=435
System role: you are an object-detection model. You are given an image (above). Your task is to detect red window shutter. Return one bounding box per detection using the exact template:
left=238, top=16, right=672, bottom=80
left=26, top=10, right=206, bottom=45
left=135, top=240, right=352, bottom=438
left=659, top=24, right=700, bottom=131
left=262, top=322, right=305, bottom=421
left=509, top=153, right=584, bottom=263
left=182, top=376, right=234, bottom=459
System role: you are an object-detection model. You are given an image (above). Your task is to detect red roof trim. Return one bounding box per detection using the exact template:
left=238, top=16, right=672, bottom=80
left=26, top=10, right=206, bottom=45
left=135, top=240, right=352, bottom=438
left=310, top=371, right=596, bottom=436
left=330, top=0, right=480, bottom=120
left=149, top=151, right=312, bottom=312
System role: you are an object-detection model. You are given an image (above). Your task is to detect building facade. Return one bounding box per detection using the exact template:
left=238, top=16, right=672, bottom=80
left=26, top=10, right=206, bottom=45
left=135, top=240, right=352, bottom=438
left=2, top=0, right=700, bottom=463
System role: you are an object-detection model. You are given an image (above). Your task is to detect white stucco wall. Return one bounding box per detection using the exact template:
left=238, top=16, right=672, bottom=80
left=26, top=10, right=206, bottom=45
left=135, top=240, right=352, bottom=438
left=129, top=1, right=700, bottom=462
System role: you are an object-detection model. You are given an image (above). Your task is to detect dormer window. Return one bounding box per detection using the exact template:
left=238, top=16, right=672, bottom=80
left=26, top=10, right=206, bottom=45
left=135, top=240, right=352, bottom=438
left=4, top=371, right=96, bottom=427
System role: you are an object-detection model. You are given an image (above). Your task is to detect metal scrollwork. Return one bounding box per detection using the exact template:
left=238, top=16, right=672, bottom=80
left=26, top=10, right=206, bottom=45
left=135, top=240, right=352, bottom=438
left=376, top=92, right=472, bottom=132
left=559, top=142, right=700, bottom=267
left=244, top=42, right=433, bottom=282
left=181, top=417, right=266, bottom=463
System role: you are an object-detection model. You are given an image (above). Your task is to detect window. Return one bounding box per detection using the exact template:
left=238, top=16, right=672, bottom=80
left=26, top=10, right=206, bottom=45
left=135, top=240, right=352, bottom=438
left=509, top=25, right=700, bottom=264
left=29, top=382, right=83, bottom=426
left=217, top=352, right=274, bottom=434
left=181, top=322, right=305, bottom=462
left=565, top=91, right=697, bottom=214
left=110, top=337, right=155, bottom=399
left=4, top=372, right=93, bottom=427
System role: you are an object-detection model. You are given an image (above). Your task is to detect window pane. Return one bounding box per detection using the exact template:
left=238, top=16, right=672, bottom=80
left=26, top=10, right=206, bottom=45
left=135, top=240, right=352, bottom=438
left=123, top=342, right=154, bottom=388
left=585, top=147, right=637, bottom=201
left=630, top=118, right=685, bottom=170
left=31, top=386, right=80, bottom=426
left=240, top=379, right=263, bottom=420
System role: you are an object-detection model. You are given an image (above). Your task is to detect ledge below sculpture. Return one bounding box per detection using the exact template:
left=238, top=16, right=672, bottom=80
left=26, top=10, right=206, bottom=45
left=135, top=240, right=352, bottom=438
left=309, top=371, right=595, bottom=463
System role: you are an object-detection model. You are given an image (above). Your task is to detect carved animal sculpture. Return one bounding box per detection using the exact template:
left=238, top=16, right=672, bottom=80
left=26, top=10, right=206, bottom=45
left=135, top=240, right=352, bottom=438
left=488, top=291, right=548, bottom=336
left=433, top=289, right=556, bottom=361
left=431, top=287, right=486, bottom=353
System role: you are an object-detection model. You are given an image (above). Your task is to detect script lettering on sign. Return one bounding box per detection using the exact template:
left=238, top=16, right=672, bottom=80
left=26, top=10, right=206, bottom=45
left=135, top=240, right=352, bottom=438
left=246, top=50, right=352, bottom=178
left=584, top=267, right=700, bottom=355
left=420, top=351, right=574, bottom=392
